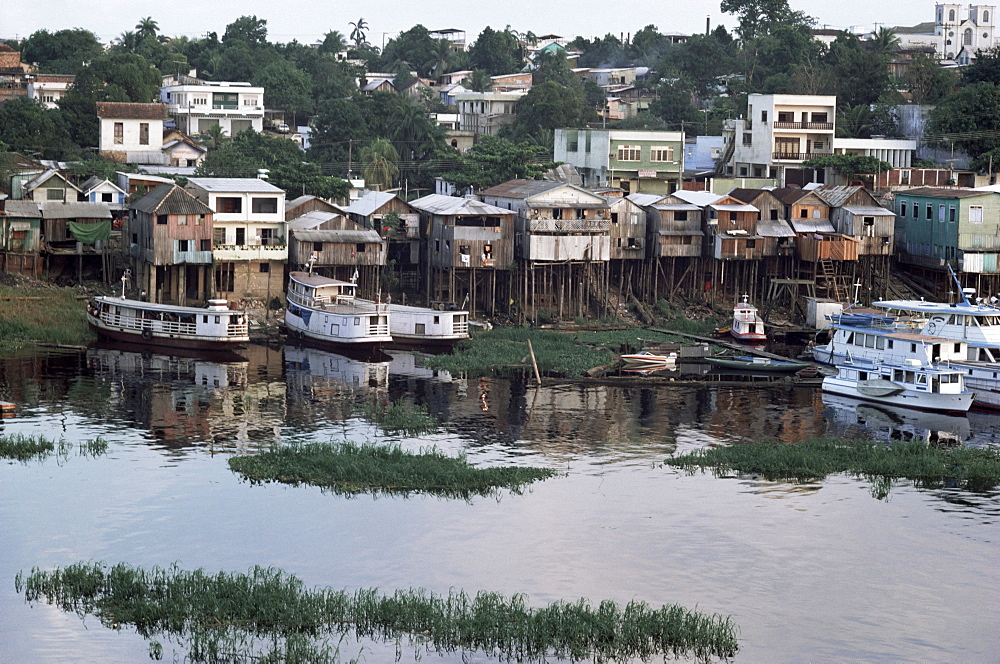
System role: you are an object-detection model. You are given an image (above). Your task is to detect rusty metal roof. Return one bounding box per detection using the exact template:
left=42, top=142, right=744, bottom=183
left=479, top=179, right=569, bottom=199
left=409, top=194, right=512, bottom=216
left=132, top=184, right=213, bottom=215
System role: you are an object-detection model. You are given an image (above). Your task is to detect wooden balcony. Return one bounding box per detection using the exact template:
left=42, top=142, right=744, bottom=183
left=796, top=234, right=858, bottom=262
left=772, top=121, right=834, bottom=130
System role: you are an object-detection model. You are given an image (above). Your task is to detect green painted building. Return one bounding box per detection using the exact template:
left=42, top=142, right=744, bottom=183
left=893, top=187, right=1000, bottom=273
left=554, top=128, right=685, bottom=195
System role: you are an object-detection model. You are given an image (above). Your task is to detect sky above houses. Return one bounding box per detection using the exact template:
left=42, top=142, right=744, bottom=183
left=1, top=0, right=933, bottom=45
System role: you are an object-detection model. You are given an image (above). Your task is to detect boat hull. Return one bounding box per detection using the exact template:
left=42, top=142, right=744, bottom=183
left=821, top=376, right=974, bottom=414
left=86, top=296, right=249, bottom=351
left=87, top=318, right=247, bottom=350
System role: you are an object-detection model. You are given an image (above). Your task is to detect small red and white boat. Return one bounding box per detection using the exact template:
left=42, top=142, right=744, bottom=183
left=730, top=294, right=766, bottom=342
left=620, top=351, right=678, bottom=366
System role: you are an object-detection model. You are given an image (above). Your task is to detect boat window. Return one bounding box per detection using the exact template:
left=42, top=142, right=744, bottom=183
left=434, top=316, right=440, bottom=324
left=910, top=343, right=916, bottom=352
left=865, top=335, right=875, bottom=348
left=203, top=315, right=208, bottom=323
left=954, top=343, right=962, bottom=353
left=859, top=371, right=868, bottom=380
left=916, top=374, right=927, bottom=385
left=215, top=316, right=220, bottom=323
left=354, top=317, right=360, bottom=325
left=894, top=369, right=903, bottom=381
left=876, top=337, right=885, bottom=350
left=846, top=332, right=854, bottom=344
left=906, top=371, right=915, bottom=383
left=887, top=340, right=893, bottom=349
left=932, top=377, right=940, bottom=392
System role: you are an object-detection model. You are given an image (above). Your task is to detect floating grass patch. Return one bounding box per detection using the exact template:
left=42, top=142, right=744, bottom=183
left=0, top=433, right=109, bottom=462
left=0, top=283, right=95, bottom=350
left=228, top=442, right=556, bottom=498
left=666, top=437, right=1000, bottom=498
left=362, top=396, right=437, bottom=435
left=16, top=562, right=739, bottom=663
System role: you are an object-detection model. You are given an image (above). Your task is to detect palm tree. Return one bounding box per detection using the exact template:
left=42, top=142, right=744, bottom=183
left=136, top=17, right=159, bottom=42
left=349, top=18, right=369, bottom=48
left=117, top=30, right=139, bottom=52
left=196, top=124, right=229, bottom=150
left=320, top=30, right=347, bottom=54
left=868, top=27, right=900, bottom=56
left=360, top=138, right=399, bottom=191
left=425, top=39, right=454, bottom=79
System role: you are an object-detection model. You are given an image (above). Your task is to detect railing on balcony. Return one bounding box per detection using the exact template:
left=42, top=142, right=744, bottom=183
left=772, top=121, right=834, bottom=130
left=213, top=243, right=288, bottom=260
left=772, top=151, right=834, bottom=161
left=529, top=218, right=611, bottom=233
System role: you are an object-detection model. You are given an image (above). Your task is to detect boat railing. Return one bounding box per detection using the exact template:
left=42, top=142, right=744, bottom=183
left=100, top=310, right=248, bottom=339
left=287, top=289, right=388, bottom=313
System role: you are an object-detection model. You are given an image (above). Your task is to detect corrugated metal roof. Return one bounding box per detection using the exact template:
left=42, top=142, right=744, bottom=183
left=80, top=177, right=125, bottom=195
left=659, top=230, right=704, bottom=236
left=652, top=203, right=701, bottom=211
left=895, top=187, right=994, bottom=199
left=186, top=177, right=284, bottom=193
left=24, top=168, right=81, bottom=192
left=727, top=188, right=769, bottom=204
left=710, top=203, right=758, bottom=212
left=756, top=219, right=796, bottom=237
left=672, top=190, right=724, bottom=206
left=342, top=191, right=398, bottom=217
left=479, top=179, right=568, bottom=199
left=409, top=194, right=512, bottom=216
left=626, top=193, right=670, bottom=207
left=770, top=187, right=814, bottom=204
left=842, top=206, right=894, bottom=216
left=38, top=202, right=112, bottom=219
left=293, top=229, right=383, bottom=243
left=132, top=184, right=214, bottom=215
left=813, top=185, right=864, bottom=207
left=288, top=211, right=343, bottom=230
left=2, top=201, right=41, bottom=218
left=790, top=219, right=836, bottom=233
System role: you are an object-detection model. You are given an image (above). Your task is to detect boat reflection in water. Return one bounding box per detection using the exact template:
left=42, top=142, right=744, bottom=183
left=822, top=392, right=970, bottom=447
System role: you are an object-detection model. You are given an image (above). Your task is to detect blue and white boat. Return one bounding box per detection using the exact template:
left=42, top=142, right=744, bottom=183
left=284, top=271, right=391, bottom=351
left=821, top=358, right=975, bottom=414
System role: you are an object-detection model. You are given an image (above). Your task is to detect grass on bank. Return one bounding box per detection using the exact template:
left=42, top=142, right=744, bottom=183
left=228, top=442, right=557, bottom=498
left=667, top=436, right=1000, bottom=498
left=0, top=283, right=95, bottom=350
left=425, top=327, right=685, bottom=378
left=16, top=562, right=739, bottom=663
left=0, top=433, right=108, bottom=462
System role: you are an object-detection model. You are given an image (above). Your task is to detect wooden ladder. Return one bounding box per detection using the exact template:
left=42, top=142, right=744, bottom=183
left=818, top=260, right=843, bottom=302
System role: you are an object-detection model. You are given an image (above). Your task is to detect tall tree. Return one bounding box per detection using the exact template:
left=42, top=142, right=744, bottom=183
left=904, top=52, right=957, bottom=104
left=223, top=16, right=268, bottom=48
left=349, top=18, right=369, bottom=48
left=440, top=135, right=547, bottom=190
left=721, top=0, right=811, bottom=42
left=135, top=17, right=159, bottom=42
left=468, top=27, right=524, bottom=75
left=928, top=82, right=1000, bottom=164
left=20, top=28, right=104, bottom=75
left=0, top=97, right=79, bottom=159
left=360, top=137, right=399, bottom=191
left=319, top=30, right=347, bottom=54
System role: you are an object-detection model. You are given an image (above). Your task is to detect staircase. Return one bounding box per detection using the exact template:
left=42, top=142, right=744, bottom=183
left=818, top=260, right=844, bottom=302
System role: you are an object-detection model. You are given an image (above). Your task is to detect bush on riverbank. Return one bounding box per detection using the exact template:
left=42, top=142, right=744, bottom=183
left=667, top=436, right=1000, bottom=498
left=16, top=562, right=740, bottom=663
left=0, top=281, right=94, bottom=349
left=228, top=441, right=557, bottom=497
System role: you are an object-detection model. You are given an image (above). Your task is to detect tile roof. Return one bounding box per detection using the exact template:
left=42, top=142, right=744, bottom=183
left=132, top=184, right=214, bottom=215
left=95, top=102, right=168, bottom=120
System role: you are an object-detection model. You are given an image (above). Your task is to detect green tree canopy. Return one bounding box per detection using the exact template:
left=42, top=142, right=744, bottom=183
left=360, top=137, right=400, bottom=191
left=20, top=28, right=104, bottom=76
left=223, top=16, right=269, bottom=48
left=0, top=97, right=79, bottom=160
left=439, top=135, right=547, bottom=191
left=928, top=81, right=1000, bottom=164
left=904, top=52, right=957, bottom=104
left=468, top=27, right=524, bottom=75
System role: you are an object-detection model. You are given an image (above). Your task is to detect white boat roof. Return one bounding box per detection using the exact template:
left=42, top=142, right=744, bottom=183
left=288, top=271, right=355, bottom=288
left=94, top=295, right=244, bottom=314
left=831, top=323, right=957, bottom=344
left=874, top=299, right=1000, bottom=316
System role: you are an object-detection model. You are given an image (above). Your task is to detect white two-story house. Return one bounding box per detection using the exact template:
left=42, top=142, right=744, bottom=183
left=161, top=73, right=265, bottom=137
left=96, top=102, right=168, bottom=165
left=185, top=178, right=287, bottom=301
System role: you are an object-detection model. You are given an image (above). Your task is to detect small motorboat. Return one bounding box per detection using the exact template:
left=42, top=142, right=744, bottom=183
left=705, top=355, right=810, bottom=372
left=620, top=351, right=678, bottom=366
left=730, top=294, right=766, bottom=342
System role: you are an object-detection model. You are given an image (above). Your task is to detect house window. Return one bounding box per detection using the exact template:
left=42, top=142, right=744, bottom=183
left=157, top=214, right=168, bottom=225
left=912, top=203, right=918, bottom=219
left=200, top=239, right=211, bottom=251
left=939, top=204, right=946, bottom=221
left=260, top=228, right=274, bottom=246
left=139, top=123, right=149, bottom=145
left=197, top=214, right=205, bottom=225
left=356, top=243, right=366, bottom=253
left=114, top=122, right=123, bottom=144
left=742, top=133, right=752, bottom=146
left=800, top=208, right=808, bottom=218
left=926, top=203, right=933, bottom=220
left=177, top=215, right=188, bottom=225
left=617, top=145, right=641, bottom=161
left=746, top=239, right=756, bottom=249
left=970, top=205, right=984, bottom=223
left=101, top=192, right=113, bottom=202
left=251, top=197, right=278, bottom=214
left=675, top=211, right=687, bottom=221
left=900, top=201, right=907, bottom=216
left=761, top=110, right=767, bottom=123
left=178, top=239, right=189, bottom=252
left=46, top=188, right=64, bottom=201
left=770, top=209, right=778, bottom=220
left=259, top=262, right=270, bottom=273
left=216, top=197, right=242, bottom=213
left=650, top=146, right=675, bottom=162
left=949, top=206, right=957, bottom=222
left=313, top=242, right=323, bottom=252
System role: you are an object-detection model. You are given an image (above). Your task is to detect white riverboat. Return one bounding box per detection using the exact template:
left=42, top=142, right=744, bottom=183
left=821, top=358, right=975, bottom=414
left=356, top=300, right=470, bottom=348
left=730, top=294, right=766, bottom=342
left=284, top=271, right=391, bottom=350
left=86, top=295, right=249, bottom=350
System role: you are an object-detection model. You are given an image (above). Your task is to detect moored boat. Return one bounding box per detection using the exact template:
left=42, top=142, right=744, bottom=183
left=284, top=271, right=391, bottom=350
left=357, top=300, right=469, bottom=348
left=86, top=295, right=249, bottom=350
left=730, top=294, right=766, bottom=342
left=620, top=350, right=678, bottom=366
left=821, top=358, right=974, bottom=414
left=705, top=355, right=809, bottom=372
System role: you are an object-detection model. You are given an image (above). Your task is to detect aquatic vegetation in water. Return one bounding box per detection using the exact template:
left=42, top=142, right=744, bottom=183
left=0, top=433, right=108, bottom=462
left=228, top=442, right=557, bottom=498
left=16, top=562, right=740, bottom=663
left=361, top=396, right=437, bottom=435
left=666, top=436, right=1000, bottom=498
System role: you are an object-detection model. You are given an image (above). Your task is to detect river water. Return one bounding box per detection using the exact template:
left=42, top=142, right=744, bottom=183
left=0, top=343, right=997, bottom=663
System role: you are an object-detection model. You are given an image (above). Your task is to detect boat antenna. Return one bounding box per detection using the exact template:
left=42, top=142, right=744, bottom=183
left=120, top=272, right=128, bottom=299
left=852, top=281, right=862, bottom=306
